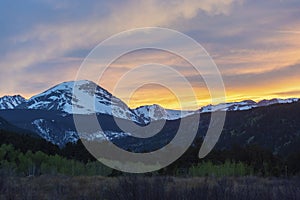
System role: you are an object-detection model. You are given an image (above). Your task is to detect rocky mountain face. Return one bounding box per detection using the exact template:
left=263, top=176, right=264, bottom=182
left=0, top=95, right=26, bottom=109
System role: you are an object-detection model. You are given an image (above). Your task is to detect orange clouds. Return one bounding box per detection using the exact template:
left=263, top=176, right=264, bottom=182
left=1, top=0, right=300, bottom=110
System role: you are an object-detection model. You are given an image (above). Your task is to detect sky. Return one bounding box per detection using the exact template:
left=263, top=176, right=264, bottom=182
left=1, top=0, right=300, bottom=110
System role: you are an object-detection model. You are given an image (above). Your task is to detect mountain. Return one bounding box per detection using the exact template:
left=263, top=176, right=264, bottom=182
left=0, top=115, right=42, bottom=140
left=17, top=80, right=197, bottom=123
left=0, top=116, right=28, bottom=133
left=200, top=98, right=299, bottom=113
left=257, top=98, right=299, bottom=107
left=0, top=109, right=134, bottom=147
left=133, top=104, right=194, bottom=123
left=200, top=100, right=256, bottom=113
left=1, top=80, right=298, bottom=124
left=214, top=101, right=300, bottom=155
left=0, top=95, right=26, bottom=109
left=0, top=80, right=299, bottom=152
left=2, top=101, right=300, bottom=155
left=112, top=101, right=300, bottom=155
left=21, top=80, right=143, bottom=123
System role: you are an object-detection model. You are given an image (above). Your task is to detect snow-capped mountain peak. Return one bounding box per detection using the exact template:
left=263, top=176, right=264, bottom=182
left=0, top=95, right=27, bottom=109
left=133, top=104, right=168, bottom=123
left=26, top=80, right=142, bottom=123
left=133, top=104, right=195, bottom=123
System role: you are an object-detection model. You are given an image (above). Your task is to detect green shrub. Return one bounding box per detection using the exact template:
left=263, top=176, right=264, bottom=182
left=188, top=160, right=253, bottom=177
left=0, top=144, right=112, bottom=177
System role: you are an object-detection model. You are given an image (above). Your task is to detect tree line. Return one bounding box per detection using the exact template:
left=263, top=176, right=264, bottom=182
left=1, top=129, right=300, bottom=177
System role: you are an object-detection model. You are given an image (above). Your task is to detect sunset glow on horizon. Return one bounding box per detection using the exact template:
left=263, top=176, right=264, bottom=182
left=1, top=0, right=300, bottom=110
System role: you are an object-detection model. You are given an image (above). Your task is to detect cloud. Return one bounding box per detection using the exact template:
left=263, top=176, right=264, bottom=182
left=272, top=90, right=300, bottom=97
left=1, top=0, right=300, bottom=109
left=0, top=0, right=240, bottom=98
left=1, top=0, right=238, bottom=69
left=220, top=62, right=300, bottom=101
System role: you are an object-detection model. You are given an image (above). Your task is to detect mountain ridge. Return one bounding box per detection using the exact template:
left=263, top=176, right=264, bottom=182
left=0, top=80, right=299, bottom=124
left=1, top=101, right=300, bottom=155
left=0, top=80, right=299, bottom=153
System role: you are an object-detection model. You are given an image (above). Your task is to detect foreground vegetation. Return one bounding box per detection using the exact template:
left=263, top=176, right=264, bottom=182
left=1, top=129, right=300, bottom=199
left=0, top=143, right=289, bottom=178
left=0, top=144, right=112, bottom=177
left=1, top=175, right=299, bottom=200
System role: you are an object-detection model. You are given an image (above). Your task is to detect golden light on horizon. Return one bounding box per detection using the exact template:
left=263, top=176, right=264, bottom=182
left=2, top=29, right=300, bottom=109
left=127, top=84, right=181, bottom=109
left=1, top=0, right=300, bottom=112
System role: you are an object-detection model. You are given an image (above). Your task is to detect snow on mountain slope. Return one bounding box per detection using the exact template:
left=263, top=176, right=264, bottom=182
left=257, top=98, right=299, bottom=107
left=133, top=104, right=194, bottom=123
left=0, top=95, right=27, bottom=109
left=165, top=108, right=195, bottom=120
left=26, top=80, right=142, bottom=123
left=200, top=98, right=299, bottom=113
left=200, top=100, right=257, bottom=113
left=78, top=131, right=131, bottom=142
left=0, top=80, right=299, bottom=124
left=31, top=118, right=82, bottom=146
left=31, top=118, right=131, bottom=146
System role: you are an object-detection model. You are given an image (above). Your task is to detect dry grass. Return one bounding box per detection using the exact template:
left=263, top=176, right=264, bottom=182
left=0, top=175, right=299, bottom=200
